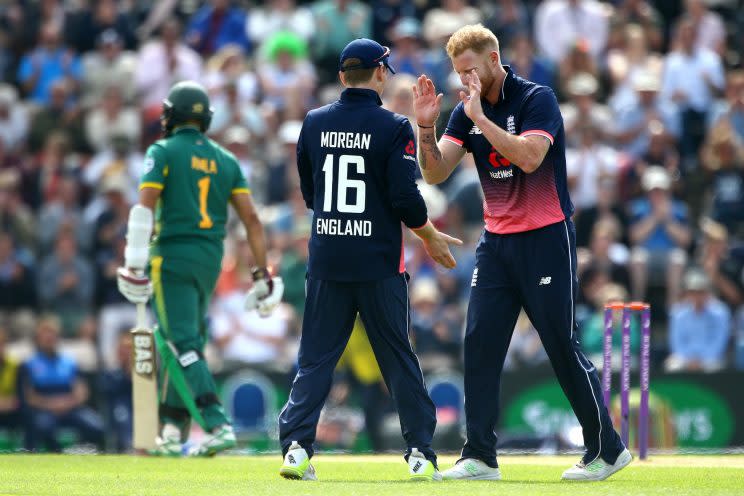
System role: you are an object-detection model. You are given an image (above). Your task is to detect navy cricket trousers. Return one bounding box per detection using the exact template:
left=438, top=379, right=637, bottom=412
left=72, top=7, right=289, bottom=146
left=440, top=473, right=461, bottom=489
left=461, top=220, right=623, bottom=467
left=278, top=273, right=437, bottom=463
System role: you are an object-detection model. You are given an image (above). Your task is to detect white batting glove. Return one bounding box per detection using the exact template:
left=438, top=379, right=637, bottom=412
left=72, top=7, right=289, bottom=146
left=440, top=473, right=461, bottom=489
left=117, top=267, right=153, bottom=304
left=244, top=267, right=284, bottom=318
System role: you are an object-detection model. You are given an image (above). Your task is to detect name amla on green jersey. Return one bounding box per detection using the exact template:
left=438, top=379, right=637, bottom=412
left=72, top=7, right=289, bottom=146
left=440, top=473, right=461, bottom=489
left=140, top=126, right=249, bottom=269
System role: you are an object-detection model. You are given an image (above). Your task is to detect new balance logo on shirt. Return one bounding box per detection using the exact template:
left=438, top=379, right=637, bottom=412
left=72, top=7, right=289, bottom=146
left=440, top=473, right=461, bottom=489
left=468, top=118, right=514, bottom=135
left=539, top=276, right=552, bottom=286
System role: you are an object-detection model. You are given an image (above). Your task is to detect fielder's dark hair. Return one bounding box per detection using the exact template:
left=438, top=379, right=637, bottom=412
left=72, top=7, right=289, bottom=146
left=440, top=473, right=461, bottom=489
left=341, top=58, right=377, bottom=85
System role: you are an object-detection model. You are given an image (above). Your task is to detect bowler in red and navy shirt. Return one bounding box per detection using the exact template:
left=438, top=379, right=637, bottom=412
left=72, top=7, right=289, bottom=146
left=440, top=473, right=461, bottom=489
left=413, top=24, right=627, bottom=479
left=442, top=67, right=571, bottom=233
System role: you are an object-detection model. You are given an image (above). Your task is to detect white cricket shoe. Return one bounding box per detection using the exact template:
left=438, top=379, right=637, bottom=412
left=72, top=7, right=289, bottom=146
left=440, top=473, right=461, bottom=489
left=561, top=448, right=633, bottom=481
left=188, top=424, right=237, bottom=457
left=441, top=458, right=502, bottom=481
left=408, top=448, right=442, bottom=481
left=280, top=441, right=317, bottom=481
left=148, top=423, right=183, bottom=457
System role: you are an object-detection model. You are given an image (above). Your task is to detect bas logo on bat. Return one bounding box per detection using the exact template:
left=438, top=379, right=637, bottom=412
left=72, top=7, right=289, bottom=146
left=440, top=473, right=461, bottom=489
left=133, top=331, right=155, bottom=377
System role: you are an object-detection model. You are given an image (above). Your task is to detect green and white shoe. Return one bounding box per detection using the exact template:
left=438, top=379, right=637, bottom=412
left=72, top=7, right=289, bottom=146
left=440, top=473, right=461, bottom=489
left=408, top=448, right=442, bottom=481
left=561, top=448, right=633, bottom=481
left=280, top=441, right=317, bottom=481
left=148, top=436, right=183, bottom=457
left=188, top=424, right=237, bottom=457
left=441, top=458, right=502, bottom=480
left=148, top=424, right=183, bottom=457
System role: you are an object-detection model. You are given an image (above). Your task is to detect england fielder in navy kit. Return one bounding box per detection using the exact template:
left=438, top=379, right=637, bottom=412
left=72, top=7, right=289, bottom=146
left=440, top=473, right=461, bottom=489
left=278, top=39, right=461, bottom=482
left=413, top=25, right=631, bottom=481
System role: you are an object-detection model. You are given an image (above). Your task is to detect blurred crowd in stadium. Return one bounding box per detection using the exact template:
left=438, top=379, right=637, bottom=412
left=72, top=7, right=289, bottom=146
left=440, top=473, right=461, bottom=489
left=2, top=0, right=744, bottom=452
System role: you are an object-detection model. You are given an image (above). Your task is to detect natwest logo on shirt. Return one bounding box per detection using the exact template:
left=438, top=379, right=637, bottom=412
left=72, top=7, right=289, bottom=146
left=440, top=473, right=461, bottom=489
left=488, top=147, right=511, bottom=168
left=403, top=139, right=416, bottom=162
left=489, top=168, right=514, bottom=179
left=488, top=146, right=514, bottom=180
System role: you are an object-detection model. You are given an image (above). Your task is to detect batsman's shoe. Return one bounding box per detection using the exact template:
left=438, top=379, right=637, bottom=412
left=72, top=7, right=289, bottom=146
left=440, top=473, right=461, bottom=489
left=441, top=458, right=502, bottom=481
left=148, top=436, right=183, bottom=457
left=408, top=448, right=442, bottom=481
left=188, top=424, right=237, bottom=457
left=561, top=448, right=633, bottom=481
left=280, top=441, right=317, bottom=481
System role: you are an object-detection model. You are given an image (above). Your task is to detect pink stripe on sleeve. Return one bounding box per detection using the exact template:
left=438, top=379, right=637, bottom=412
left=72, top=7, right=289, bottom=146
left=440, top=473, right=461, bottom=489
left=520, top=129, right=554, bottom=144
left=442, top=135, right=464, bottom=146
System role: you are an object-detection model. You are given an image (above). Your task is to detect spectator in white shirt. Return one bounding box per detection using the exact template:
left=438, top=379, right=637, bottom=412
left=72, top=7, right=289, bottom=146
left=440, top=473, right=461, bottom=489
left=684, top=0, right=726, bottom=56
left=247, top=0, right=315, bottom=47
left=422, top=0, right=482, bottom=47
left=211, top=250, right=294, bottom=368
left=135, top=19, right=202, bottom=109
left=566, top=124, right=620, bottom=210
left=661, top=18, right=724, bottom=114
left=613, top=71, right=680, bottom=159
left=82, top=135, right=142, bottom=212
left=204, top=47, right=265, bottom=139
left=661, top=18, right=724, bottom=163
left=560, top=72, right=612, bottom=147
left=203, top=45, right=259, bottom=106
left=257, top=32, right=316, bottom=116
left=535, top=0, right=609, bottom=64
left=84, top=85, right=140, bottom=153
left=208, top=80, right=266, bottom=141
left=81, top=29, right=137, bottom=108
left=0, top=86, right=28, bottom=153
left=606, top=23, right=663, bottom=114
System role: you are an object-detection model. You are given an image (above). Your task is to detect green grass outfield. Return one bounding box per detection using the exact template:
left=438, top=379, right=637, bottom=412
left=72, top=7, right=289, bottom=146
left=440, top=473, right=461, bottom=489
left=1, top=454, right=743, bottom=496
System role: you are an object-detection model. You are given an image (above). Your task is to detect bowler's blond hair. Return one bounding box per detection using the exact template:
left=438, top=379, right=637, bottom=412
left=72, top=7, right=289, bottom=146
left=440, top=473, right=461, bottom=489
left=446, top=24, right=500, bottom=59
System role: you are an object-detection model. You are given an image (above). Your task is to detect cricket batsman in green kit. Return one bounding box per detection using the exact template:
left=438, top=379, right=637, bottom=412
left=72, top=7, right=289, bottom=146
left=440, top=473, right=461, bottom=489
left=117, top=81, right=283, bottom=456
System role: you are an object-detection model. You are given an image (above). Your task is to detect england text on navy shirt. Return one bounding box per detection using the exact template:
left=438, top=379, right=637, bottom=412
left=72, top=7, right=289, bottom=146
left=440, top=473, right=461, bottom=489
left=443, top=66, right=574, bottom=234
left=297, top=88, right=428, bottom=281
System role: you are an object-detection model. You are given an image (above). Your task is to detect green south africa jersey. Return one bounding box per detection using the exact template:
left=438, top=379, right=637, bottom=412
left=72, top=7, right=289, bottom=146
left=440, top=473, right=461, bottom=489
left=140, top=126, right=249, bottom=270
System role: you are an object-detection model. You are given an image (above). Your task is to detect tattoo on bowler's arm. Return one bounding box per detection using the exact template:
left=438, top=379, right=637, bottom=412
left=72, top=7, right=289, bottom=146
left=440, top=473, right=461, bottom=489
left=419, top=130, right=441, bottom=170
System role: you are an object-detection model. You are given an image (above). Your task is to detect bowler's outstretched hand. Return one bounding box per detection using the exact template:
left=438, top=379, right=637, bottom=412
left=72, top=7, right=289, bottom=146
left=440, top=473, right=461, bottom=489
left=413, top=75, right=443, bottom=127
